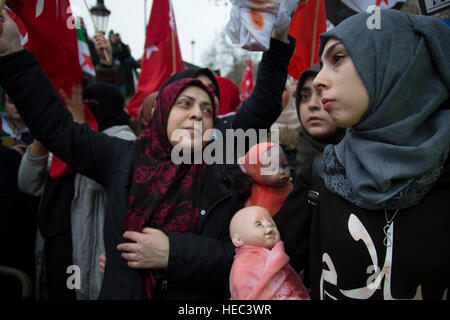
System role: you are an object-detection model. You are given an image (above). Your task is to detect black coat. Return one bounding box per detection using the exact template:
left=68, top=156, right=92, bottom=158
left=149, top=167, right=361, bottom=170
left=0, top=145, right=39, bottom=298
left=274, top=155, right=450, bottom=300
left=0, top=37, right=295, bottom=300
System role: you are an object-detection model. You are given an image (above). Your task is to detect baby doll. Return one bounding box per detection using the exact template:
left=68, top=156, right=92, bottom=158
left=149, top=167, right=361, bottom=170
left=229, top=206, right=309, bottom=300
left=238, top=142, right=293, bottom=216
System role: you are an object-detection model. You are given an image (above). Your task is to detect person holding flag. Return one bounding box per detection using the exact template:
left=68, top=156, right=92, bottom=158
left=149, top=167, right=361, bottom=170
left=1, top=0, right=126, bottom=300
left=0, top=1, right=298, bottom=300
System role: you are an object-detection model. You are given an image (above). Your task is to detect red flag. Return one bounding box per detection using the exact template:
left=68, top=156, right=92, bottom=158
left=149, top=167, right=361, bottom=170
left=216, top=76, right=241, bottom=115
left=125, top=0, right=184, bottom=118
left=287, top=0, right=327, bottom=80
left=6, top=0, right=97, bottom=178
left=240, top=58, right=254, bottom=101
left=5, top=9, right=29, bottom=49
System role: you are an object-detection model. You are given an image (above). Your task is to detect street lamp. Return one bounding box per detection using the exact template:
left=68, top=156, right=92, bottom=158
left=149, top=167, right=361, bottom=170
left=89, top=0, right=111, bottom=33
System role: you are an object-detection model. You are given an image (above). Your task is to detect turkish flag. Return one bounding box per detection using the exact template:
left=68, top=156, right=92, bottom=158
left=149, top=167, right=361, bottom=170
left=6, top=0, right=97, bottom=178
left=216, top=76, right=241, bottom=115
left=287, top=0, right=327, bottom=80
left=125, top=0, right=184, bottom=118
left=4, top=9, right=29, bottom=49
left=240, top=58, right=254, bottom=100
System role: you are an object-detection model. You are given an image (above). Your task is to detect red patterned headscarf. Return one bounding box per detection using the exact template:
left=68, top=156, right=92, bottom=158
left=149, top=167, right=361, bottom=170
left=125, top=78, right=217, bottom=298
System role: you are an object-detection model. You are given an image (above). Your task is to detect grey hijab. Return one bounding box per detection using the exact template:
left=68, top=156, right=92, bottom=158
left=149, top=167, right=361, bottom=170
left=319, top=10, right=450, bottom=210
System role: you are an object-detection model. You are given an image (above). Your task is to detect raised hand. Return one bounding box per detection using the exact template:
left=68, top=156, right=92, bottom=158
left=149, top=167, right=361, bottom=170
left=58, top=84, right=85, bottom=124
left=94, top=32, right=112, bottom=65
left=0, top=10, right=22, bottom=57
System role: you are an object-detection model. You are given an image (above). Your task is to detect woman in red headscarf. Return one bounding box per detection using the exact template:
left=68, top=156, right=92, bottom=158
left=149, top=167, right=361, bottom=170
left=0, top=9, right=298, bottom=300
left=0, top=36, right=245, bottom=299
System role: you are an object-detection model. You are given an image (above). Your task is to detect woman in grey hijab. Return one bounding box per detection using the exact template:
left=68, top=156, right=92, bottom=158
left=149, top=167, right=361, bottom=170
left=274, top=9, right=450, bottom=300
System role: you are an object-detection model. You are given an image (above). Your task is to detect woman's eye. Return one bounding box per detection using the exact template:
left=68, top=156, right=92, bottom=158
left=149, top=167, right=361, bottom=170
left=333, top=54, right=346, bottom=64
left=177, top=100, right=190, bottom=106
left=255, top=221, right=262, bottom=227
left=300, top=94, right=310, bottom=101
left=202, top=106, right=213, bottom=115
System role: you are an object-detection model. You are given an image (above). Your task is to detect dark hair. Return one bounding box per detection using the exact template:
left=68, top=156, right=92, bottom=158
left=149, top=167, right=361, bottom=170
left=295, top=63, right=321, bottom=111
left=159, top=68, right=221, bottom=101
left=1, top=90, right=6, bottom=106
left=230, top=167, right=253, bottom=200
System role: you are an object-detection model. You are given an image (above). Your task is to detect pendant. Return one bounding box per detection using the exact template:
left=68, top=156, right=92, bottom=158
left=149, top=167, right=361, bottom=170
left=383, top=223, right=392, bottom=247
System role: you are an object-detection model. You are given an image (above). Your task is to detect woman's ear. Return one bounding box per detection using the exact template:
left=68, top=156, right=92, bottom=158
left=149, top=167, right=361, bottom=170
left=232, top=233, right=243, bottom=247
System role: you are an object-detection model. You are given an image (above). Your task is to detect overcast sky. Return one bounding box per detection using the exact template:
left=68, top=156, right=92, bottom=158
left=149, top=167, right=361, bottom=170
left=71, top=0, right=233, bottom=66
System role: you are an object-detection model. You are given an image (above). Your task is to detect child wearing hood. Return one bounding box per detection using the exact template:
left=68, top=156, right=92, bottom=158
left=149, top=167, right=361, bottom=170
left=238, top=142, right=293, bottom=216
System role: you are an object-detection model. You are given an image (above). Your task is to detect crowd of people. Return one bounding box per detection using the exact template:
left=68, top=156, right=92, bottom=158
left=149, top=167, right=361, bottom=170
left=0, top=6, right=449, bottom=302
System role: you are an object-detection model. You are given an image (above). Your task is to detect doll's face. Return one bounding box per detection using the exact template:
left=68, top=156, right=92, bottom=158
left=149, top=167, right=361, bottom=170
left=260, top=146, right=291, bottom=187
left=230, top=207, right=280, bottom=250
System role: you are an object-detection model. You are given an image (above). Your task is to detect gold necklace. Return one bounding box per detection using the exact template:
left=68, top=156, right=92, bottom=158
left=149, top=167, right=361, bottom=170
left=383, top=209, right=399, bottom=247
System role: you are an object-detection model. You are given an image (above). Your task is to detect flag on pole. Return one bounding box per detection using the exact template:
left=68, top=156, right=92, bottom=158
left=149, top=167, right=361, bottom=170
left=6, top=0, right=98, bottom=178
left=125, top=0, right=184, bottom=118
left=287, top=0, right=326, bottom=80
left=240, top=58, right=254, bottom=100
left=325, top=0, right=405, bottom=26
left=77, top=20, right=96, bottom=77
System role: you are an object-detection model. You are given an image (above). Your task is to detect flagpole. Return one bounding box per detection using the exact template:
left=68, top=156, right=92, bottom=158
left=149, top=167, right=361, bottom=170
left=144, top=0, right=147, bottom=32
left=310, top=0, right=321, bottom=67
left=83, top=0, right=99, bottom=33
left=171, top=28, right=177, bottom=74
left=83, top=0, right=111, bottom=65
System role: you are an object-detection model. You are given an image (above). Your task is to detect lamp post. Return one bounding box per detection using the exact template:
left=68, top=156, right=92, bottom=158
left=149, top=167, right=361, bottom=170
left=89, top=0, right=111, bottom=34
left=144, top=0, right=148, bottom=30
